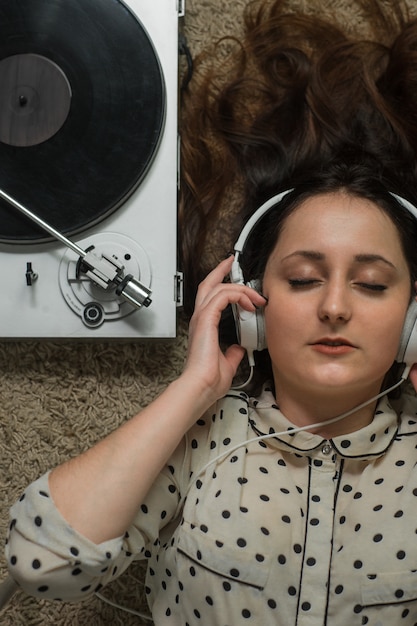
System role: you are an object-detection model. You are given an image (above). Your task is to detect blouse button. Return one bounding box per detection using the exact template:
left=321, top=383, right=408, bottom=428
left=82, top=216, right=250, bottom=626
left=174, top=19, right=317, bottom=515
left=321, top=444, right=332, bottom=455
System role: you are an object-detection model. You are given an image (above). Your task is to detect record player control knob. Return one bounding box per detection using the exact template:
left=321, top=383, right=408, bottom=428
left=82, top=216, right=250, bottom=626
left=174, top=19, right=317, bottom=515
left=83, top=303, right=104, bottom=328
left=25, top=262, right=38, bottom=286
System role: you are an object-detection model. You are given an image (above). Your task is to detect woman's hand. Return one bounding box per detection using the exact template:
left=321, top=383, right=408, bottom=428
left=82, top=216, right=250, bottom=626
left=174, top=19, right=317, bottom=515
left=182, top=256, right=266, bottom=403
left=45, top=257, right=266, bottom=545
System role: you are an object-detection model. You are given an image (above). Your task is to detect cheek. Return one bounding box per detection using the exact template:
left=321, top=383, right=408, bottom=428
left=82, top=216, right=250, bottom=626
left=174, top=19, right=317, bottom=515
left=263, top=302, right=304, bottom=350
left=373, top=304, right=408, bottom=353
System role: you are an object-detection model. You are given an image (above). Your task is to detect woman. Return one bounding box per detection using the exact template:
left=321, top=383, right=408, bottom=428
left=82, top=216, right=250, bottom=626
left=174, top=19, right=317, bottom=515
left=5, top=167, right=417, bottom=625
left=6, top=1, right=417, bottom=624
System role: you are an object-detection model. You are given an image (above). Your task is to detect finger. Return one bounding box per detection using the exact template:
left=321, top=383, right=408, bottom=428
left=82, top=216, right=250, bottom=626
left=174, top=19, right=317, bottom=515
left=194, top=256, right=235, bottom=307
left=223, top=344, right=246, bottom=373
left=193, top=285, right=265, bottom=332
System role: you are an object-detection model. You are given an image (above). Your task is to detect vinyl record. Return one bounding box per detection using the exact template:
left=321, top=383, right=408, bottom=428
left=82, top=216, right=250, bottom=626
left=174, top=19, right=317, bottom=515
left=0, top=0, right=165, bottom=243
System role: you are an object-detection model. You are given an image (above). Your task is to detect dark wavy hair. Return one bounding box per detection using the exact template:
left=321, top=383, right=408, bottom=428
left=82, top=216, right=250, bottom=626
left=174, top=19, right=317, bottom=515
left=179, top=0, right=417, bottom=314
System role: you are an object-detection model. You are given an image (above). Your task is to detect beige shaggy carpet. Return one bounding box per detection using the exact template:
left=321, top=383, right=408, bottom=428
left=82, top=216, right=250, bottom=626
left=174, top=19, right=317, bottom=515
left=0, top=1, right=415, bottom=624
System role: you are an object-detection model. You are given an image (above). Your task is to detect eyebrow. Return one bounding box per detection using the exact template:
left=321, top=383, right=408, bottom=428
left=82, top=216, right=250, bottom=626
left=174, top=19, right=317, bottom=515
left=281, top=250, right=396, bottom=268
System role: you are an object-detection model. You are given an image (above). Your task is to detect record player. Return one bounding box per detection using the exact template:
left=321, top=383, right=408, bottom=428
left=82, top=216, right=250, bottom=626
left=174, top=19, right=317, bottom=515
left=0, top=0, right=183, bottom=339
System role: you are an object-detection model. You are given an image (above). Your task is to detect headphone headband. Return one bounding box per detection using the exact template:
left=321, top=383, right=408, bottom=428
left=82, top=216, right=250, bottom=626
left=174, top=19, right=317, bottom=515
left=233, top=189, right=294, bottom=255
left=234, top=189, right=417, bottom=264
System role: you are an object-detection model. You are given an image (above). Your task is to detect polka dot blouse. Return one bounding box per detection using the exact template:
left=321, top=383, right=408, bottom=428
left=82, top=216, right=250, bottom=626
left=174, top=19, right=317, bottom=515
left=6, top=385, right=417, bottom=625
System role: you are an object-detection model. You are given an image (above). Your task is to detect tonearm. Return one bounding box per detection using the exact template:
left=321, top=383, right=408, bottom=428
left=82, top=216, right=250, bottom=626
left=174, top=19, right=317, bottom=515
left=0, top=188, right=152, bottom=309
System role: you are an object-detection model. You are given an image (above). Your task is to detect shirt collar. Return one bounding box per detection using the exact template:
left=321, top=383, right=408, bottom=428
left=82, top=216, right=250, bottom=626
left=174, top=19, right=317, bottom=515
left=248, top=384, right=399, bottom=460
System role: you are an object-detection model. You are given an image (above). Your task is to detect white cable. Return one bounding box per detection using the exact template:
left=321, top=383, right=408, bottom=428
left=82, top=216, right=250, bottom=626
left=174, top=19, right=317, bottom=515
left=94, top=373, right=407, bottom=620
left=95, top=591, right=153, bottom=622
left=231, top=366, right=254, bottom=390
left=188, top=374, right=407, bottom=492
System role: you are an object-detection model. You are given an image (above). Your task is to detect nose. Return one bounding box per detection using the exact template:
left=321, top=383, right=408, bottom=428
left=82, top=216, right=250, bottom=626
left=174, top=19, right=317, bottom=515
left=318, top=280, right=352, bottom=324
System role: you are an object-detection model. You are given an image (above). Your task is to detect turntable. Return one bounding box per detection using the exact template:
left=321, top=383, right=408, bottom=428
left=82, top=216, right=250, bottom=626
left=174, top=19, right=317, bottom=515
left=0, top=0, right=183, bottom=339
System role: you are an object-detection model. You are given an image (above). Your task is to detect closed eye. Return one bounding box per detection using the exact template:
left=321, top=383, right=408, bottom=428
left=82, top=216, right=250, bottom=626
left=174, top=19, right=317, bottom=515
left=356, top=283, right=387, bottom=292
left=288, top=279, right=320, bottom=288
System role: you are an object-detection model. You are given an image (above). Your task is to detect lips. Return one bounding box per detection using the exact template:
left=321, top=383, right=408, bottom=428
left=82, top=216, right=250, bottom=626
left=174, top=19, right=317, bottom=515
left=313, top=337, right=355, bottom=347
left=310, top=337, right=356, bottom=355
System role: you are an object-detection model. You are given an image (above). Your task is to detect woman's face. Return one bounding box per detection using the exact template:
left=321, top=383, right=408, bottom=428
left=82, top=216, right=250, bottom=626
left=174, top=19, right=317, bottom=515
left=262, top=192, right=412, bottom=407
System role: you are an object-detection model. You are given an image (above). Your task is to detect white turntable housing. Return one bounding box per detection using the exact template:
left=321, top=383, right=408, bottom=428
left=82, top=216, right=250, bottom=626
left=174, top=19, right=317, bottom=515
left=0, top=0, right=183, bottom=339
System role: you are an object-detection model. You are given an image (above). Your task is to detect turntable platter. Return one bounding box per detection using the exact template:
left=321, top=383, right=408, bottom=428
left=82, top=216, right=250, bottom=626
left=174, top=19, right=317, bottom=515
left=0, top=0, right=165, bottom=242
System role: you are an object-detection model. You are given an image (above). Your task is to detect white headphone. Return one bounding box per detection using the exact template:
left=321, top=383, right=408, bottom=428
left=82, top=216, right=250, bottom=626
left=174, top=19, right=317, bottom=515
left=230, top=189, right=417, bottom=374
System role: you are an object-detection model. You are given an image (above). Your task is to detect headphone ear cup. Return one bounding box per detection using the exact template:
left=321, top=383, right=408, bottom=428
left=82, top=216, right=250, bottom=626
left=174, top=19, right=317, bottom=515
left=232, top=279, right=267, bottom=355
left=396, top=299, right=417, bottom=368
